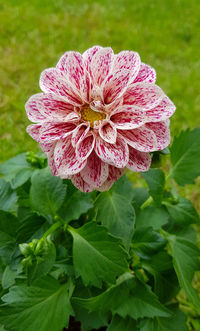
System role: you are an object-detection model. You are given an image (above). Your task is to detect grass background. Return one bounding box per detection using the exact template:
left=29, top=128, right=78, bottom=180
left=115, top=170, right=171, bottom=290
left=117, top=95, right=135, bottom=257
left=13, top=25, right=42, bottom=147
left=0, top=0, right=200, bottom=327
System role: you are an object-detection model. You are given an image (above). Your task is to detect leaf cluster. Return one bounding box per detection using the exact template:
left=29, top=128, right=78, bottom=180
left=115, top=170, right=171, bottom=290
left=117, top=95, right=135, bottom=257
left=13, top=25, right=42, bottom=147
left=0, top=130, right=199, bottom=330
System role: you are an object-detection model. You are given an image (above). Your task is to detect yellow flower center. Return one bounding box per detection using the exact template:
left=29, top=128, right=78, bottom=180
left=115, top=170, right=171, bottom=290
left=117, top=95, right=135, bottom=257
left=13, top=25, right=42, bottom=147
left=80, top=106, right=106, bottom=128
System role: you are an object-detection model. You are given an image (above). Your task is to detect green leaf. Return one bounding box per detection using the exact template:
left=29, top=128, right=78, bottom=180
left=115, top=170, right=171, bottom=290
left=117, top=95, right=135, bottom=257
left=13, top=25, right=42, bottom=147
left=95, top=176, right=135, bottom=247
left=0, top=211, right=18, bottom=264
left=132, top=227, right=166, bottom=256
left=69, top=223, right=128, bottom=287
left=74, top=273, right=171, bottom=319
left=132, top=187, right=149, bottom=216
left=107, top=315, right=138, bottom=331
left=140, top=305, right=188, bottom=331
left=59, top=181, right=93, bottom=223
left=16, top=214, right=47, bottom=243
left=136, top=206, right=170, bottom=230
left=170, top=128, right=200, bottom=185
left=141, top=169, right=165, bottom=205
left=0, top=153, right=34, bottom=188
left=164, top=197, right=199, bottom=226
left=0, top=179, right=17, bottom=212
left=0, top=277, right=74, bottom=331
left=72, top=303, right=108, bottom=331
left=30, top=168, right=66, bottom=216
left=166, top=234, right=200, bottom=309
left=2, top=266, right=18, bottom=289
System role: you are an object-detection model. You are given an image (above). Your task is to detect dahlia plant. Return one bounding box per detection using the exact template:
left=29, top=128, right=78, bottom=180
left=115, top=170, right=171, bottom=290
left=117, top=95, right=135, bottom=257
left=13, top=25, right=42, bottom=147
left=0, top=47, right=199, bottom=331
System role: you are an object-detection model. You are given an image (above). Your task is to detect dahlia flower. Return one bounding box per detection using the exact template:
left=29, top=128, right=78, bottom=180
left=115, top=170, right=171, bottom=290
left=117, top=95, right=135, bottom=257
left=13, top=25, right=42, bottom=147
left=25, top=46, right=175, bottom=192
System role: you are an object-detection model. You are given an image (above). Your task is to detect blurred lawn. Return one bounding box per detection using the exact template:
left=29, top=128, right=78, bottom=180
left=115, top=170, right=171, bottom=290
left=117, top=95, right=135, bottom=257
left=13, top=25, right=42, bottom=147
left=0, top=0, right=200, bottom=203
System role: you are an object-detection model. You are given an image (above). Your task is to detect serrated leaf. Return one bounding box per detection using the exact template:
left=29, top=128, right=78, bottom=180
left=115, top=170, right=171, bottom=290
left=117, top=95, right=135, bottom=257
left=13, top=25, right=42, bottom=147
left=166, top=234, right=200, bottom=309
left=164, top=197, right=199, bottom=226
left=0, top=276, right=74, bottom=331
left=136, top=206, right=170, bottom=230
left=95, top=176, right=135, bottom=247
left=2, top=266, right=18, bottom=289
left=74, top=273, right=171, bottom=319
left=16, top=214, right=47, bottom=243
left=107, top=315, right=138, bottom=331
left=132, top=227, right=166, bottom=256
left=0, top=153, right=34, bottom=188
left=0, top=179, right=17, bottom=212
left=30, top=168, right=66, bottom=216
left=0, top=211, right=18, bottom=264
left=59, top=181, right=93, bottom=223
left=72, top=303, right=108, bottom=331
left=69, top=223, right=128, bottom=287
left=142, top=169, right=165, bottom=205
left=170, top=128, right=200, bottom=185
left=140, top=305, right=188, bottom=331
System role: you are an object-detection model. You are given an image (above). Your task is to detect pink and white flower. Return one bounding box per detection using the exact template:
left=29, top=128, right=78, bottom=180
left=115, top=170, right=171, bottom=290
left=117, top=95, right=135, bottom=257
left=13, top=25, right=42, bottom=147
left=25, top=46, right=175, bottom=192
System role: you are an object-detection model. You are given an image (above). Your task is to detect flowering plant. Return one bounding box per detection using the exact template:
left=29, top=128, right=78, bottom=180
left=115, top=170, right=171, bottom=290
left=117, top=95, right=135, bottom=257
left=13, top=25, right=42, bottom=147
left=0, top=47, right=199, bottom=331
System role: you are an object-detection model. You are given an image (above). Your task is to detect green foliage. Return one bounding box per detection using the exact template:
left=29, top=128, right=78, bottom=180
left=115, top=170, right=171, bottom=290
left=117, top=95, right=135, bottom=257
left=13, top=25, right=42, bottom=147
left=0, top=133, right=199, bottom=330
left=69, top=223, right=128, bottom=287
left=95, top=176, right=135, bottom=247
left=170, top=128, right=200, bottom=185
left=30, top=168, right=66, bottom=216
left=0, top=277, right=74, bottom=331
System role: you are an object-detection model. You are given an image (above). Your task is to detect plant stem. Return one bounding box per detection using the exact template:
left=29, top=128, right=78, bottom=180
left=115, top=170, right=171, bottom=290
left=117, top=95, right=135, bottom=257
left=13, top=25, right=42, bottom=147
left=42, top=221, right=61, bottom=240
left=140, top=196, right=153, bottom=210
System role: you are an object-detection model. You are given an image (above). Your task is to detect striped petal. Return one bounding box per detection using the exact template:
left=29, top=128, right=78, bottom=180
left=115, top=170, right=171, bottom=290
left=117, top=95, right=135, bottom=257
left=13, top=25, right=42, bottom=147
left=95, top=135, right=129, bottom=168
left=76, top=133, right=95, bottom=161
left=90, top=47, right=114, bottom=85
left=118, top=126, right=157, bottom=152
left=82, top=45, right=103, bottom=75
left=123, top=83, right=164, bottom=110
left=145, top=96, right=176, bottom=122
left=80, top=151, right=109, bottom=188
left=71, top=122, right=90, bottom=147
left=112, top=51, right=141, bottom=82
left=133, top=63, right=156, bottom=84
left=26, top=124, right=41, bottom=142
left=146, top=120, right=171, bottom=150
left=71, top=173, right=95, bottom=193
left=103, top=70, right=130, bottom=104
left=39, top=122, right=76, bottom=143
left=98, top=166, right=125, bottom=191
left=39, top=68, right=82, bottom=105
left=110, top=107, right=145, bottom=130
left=99, top=120, right=117, bottom=144
left=54, top=137, right=87, bottom=176
left=127, top=147, right=151, bottom=172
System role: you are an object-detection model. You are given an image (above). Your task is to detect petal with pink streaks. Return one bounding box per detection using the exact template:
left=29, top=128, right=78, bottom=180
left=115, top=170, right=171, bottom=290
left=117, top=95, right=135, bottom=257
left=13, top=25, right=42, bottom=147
left=26, top=124, right=41, bottom=142
left=80, top=151, right=109, bottom=188
left=103, top=70, right=130, bottom=104
left=146, top=120, right=171, bottom=150
left=145, top=96, right=176, bottom=122
left=71, top=122, right=90, bottom=147
left=112, top=51, right=141, bottom=82
left=39, top=68, right=82, bottom=105
left=99, top=120, right=117, bottom=144
left=110, top=107, right=145, bottom=130
left=123, top=83, right=164, bottom=110
left=95, top=135, right=129, bottom=168
left=118, top=126, right=157, bottom=152
left=90, top=47, right=114, bottom=85
left=39, top=122, right=76, bottom=143
left=76, top=133, right=95, bottom=160
left=54, top=137, right=87, bottom=176
left=127, top=146, right=151, bottom=172
left=98, top=166, right=125, bottom=191
left=71, top=173, right=95, bottom=193
left=133, top=63, right=156, bottom=84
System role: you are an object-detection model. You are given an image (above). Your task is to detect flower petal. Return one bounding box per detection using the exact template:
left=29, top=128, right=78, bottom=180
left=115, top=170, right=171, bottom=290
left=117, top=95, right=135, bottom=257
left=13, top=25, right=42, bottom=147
left=82, top=45, right=103, bottom=75
left=133, top=63, right=156, bottom=84
left=118, top=126, right=157, bottom=152
left=90, top=47, right=114, bottom=85
left=26, top=124, right=41, bottom=142
left=95, top=135, right=129, bottom=168
left=25, top=93, right=76, bottom=123
left=80, top=151, right=109, bottom=188
left=112, top=51, right=141, bottom=82
left=98, top=166, right=125, bottom=191
left=127, top=146, right=151, bottom=172
left=76, top=133, right=95, bottom=161
left=123, top=83, right=164, bottom=110
left=103, top=70, right=130, bottom=104
left=39, top=68, right=82, bottom=105
left=54, top=137, right=87, bottom=176
left=47, top=144, right=57, bottom=176
left=71, top=122, right=90, bottom=147
left=145, top=96, right=176, bottom=122
left=110, top=107, right=145, bottom=130
left=146, top=120, right=171, bottom=150
left=99, top=120, right=117, bottom=144
left=71, top=173, right=95, bottom=193
left=39, top=122, right=76, bottom=143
